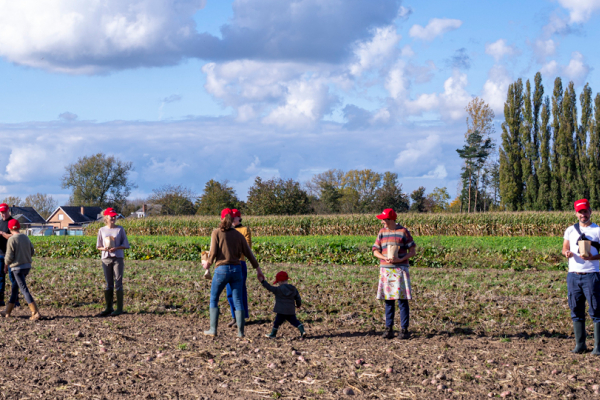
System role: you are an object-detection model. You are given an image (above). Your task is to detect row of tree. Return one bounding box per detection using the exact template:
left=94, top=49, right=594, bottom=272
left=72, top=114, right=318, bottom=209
left=57, top=153, right=453, bottom=215
left=499, top=73, right=600, bottom=210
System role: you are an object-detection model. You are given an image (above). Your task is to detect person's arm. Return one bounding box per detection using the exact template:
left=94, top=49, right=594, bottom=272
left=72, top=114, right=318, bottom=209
left=260, top=280, right=278, bottom=294
left=372, top=231, right=393, bottom=263
left=295, top=290, right=302, bottom=308
left=30, top=239, right=35, bottom=257
left=110, top=227, right=130, bottom=251
left=393, top=229, right=416, bottom=264
left=241, top=236, right=264, bottom=280
left=203, top=231, right=218, bottom=269
left=5, top=238, right=14, bottom=266
left=96, top=229, right=105, bottom=251
left=563, top=239, right=574, bottom=258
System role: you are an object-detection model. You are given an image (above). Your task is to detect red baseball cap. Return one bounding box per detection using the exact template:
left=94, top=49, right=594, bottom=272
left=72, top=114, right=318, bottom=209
left=376, top=208, right=397, bottom=221
left=8, top=219, right=20, bottom=230
left=0, top=203, right=8, bottom=212
left=103, top=208, right=118, bottom=217
left=231, top=209, right=241, bottom=218
left=574, top=199, right=591, bottom=212
left=220, top=208, right=233, bottom=219
left=273, top=271, right=289, bottom=284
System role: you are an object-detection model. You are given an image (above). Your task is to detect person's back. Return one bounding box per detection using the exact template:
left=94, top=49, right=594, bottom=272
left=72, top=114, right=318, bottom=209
left=259, top=271, right=305, bottom=339
left=5, top=232, right=34, bottom=269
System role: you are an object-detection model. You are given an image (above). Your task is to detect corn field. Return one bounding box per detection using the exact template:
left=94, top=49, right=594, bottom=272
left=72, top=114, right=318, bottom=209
left=84, top=211, right=579, bottom=237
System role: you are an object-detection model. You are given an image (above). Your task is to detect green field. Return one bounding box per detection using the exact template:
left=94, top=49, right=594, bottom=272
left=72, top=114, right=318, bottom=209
left=30, top=235, right=566, bottom=270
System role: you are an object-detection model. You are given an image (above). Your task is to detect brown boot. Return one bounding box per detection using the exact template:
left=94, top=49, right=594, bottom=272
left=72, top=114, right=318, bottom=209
left=28, top=302, right=41, bottom=321
left=1, top=303, right=15, bottom=318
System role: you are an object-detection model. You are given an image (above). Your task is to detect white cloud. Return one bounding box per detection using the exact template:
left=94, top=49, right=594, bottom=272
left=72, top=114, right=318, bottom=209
left=421, top=165, right=448, bottom=179
left=398, top=6, right=413, bottom=20
left=540, top=60, right=559, bottom=77
left=144, top=158, right=190, bottom=182
left=539, top=52, right=591, bottom=86
left=438, top=71, right=471, bottom=120
left=409, top=18, right=462, bottom=41
left=481, top=65, right=513, bottom=113
left=349, top=25, right=401, bottom=76
left=557, top=0, right=600, bottom=23
left=532, top=39, right=557, bottom=62
left=393, top=134, right=447, bottom=178
left=485, top=39, right=518, bottom=61
left=0, top=0, right=206, bottom=74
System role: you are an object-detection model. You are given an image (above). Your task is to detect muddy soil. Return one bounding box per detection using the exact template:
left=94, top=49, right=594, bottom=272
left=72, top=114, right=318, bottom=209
left=0, top=308, right=598, bottom=400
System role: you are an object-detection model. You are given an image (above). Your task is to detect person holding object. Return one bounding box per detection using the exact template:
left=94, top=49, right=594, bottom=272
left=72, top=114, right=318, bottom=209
left=96, top=207, right=130, bottom=316
left=0, top=203, right=20, bottom=308
left=562, top=199, right=600, bottom=354
left=259, top=271, right=305, bottom=339
left=202, top=208, right=263, bottom=338
left=226, top=208, right=251, bottom=328
left=1, top=220, right=40, bottom=319
left=372, top=208, right=416, bottom=339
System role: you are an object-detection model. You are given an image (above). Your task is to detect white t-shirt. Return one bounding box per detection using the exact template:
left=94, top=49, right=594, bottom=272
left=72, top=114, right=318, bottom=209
left=563, top=223, right=600, bottom=273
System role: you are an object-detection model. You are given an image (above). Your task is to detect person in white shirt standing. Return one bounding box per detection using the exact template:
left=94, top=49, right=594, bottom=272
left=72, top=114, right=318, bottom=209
left=562, top=199, right=600, bottom=354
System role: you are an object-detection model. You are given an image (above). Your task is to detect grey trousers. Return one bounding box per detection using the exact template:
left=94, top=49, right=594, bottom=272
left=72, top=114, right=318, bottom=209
left=101, top=258, right=124, bottom=291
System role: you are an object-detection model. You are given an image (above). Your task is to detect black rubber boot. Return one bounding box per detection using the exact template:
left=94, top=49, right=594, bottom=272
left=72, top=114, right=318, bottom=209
left=204, top=308, right=219, bottom=336
left=592, top=323, right=600, bottom=355
left=572, top=320, right=587, bottom=354
left=100, top=290, right=114, bottom=316
left=235, top=310, right=245, bottom=337
left=298, top=324, right=306, bottom=339
left=266, top=328, right=278, bottom=339
left=382, top=326, right=394, bottom=339
left=400, top=328, right=410, bottom=339
left=111, top=290, right=123, bottom=316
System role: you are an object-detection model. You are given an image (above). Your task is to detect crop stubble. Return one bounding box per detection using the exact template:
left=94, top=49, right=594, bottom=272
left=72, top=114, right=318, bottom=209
left=0, top=259, right=595, bottom=398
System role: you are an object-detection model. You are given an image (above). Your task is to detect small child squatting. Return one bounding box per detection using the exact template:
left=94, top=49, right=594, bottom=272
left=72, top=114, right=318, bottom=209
left=259, top=271, right=305, bottom=339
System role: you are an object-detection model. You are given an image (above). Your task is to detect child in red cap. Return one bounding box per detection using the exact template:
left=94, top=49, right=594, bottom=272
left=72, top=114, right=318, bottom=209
left=259, top=271, right=305, bottom=339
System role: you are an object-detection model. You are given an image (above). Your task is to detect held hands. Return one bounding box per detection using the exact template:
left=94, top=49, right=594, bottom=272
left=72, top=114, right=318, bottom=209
left=3, top=264, right=7, bottom=274
left=256, top=267, right=265, bottom=282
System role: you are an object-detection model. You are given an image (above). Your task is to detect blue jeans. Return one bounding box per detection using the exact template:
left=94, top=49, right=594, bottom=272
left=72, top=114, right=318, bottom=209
left=0, top=256, right=19, bottom=306
left=210, top=264, right=243, bottom=311
left=226, top=261, right=249, bottom=319
left=567, top=272, right=600, bottom=323
left=385, top=299, right=410, bottom=329
left=9, top=269, right=33, bottom=304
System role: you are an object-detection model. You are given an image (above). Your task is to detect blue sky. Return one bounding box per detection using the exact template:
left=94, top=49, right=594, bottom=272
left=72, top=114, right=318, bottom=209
left=0, top=0, right=598, bottom=203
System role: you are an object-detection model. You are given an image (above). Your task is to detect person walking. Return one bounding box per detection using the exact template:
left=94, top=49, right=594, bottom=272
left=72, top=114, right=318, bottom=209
left=202, top=208, right=263, bottom=338
left=562, top=199, right=600, bottom=354
left=259, top=270, right=305, bottom=339
left=96, top=207, right=130, bottom=316
left=1, top=220, right=41, bottom=319
left=372, top=208, right=416, bottom=339
left=226, top=208, right=251, bottom=327
left=0, top=203, right=20, bottom=308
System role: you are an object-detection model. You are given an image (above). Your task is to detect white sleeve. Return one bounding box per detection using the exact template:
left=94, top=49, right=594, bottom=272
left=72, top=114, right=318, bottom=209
left=564, top=226, right=573, bottom=241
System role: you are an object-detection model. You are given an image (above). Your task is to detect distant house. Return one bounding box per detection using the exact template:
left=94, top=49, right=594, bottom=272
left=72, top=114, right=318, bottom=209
left=130, top=203, right=162, bottom=218
left=46, top=206, right=104, bottom=229
left=9, top=206, right=46, bottom=229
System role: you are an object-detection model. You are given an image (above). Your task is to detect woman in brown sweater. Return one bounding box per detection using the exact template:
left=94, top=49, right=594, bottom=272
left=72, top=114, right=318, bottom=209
left=202, top=209, right=263, bottom=338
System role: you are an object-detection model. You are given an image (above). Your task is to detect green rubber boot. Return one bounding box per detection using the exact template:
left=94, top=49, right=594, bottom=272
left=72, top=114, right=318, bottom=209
left=100, top=290, right=114, bottom=316
left=266, top=328, right=278, bottom=339
left=592, top=323, right=600, bottom=355
left=111, top=290, right=123, bottom=316
left=298, top=324, right=306, bottom=339
left=204, top=307, right=219, bottom=336
left=572, top=320, right=587, bottom=354
left=235, top=310, right=245, bottom=338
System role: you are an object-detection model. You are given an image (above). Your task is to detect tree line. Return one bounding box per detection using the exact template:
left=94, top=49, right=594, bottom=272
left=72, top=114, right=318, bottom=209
left=58, top=153, right=452, bottom=216
left=499, top=73, right=600, bottom=210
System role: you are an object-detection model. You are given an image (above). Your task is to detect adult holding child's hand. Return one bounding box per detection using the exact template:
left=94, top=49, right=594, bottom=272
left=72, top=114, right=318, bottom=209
left=203, top=208, right=262, bottom=338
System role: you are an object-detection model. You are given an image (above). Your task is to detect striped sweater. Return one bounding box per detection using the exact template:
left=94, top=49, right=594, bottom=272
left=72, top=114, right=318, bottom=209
left=372, top=224, right=415, bottom=266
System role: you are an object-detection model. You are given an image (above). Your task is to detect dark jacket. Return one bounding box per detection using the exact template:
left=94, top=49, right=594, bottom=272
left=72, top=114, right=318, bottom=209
left=0, top=216, right=14, bottom=254
left=261, top=281, right=301, bottom=315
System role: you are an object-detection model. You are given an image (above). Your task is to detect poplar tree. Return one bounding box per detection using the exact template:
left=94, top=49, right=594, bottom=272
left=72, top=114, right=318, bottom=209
left=589, top=94, right=600, bottom=208
left=557, top=83, right=578, bottom=209
left=550, top=78, right=563, bottom=210
left=499, top=79, right=524, bottom=210
left=536, top=97, right=552, bottom=210
left=577, top=84, right=593, bottom=200
left=521, top=80, right=536, bottom=209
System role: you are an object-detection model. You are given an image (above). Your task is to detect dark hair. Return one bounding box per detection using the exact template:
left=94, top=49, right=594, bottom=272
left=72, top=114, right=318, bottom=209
left=219, top=213, right=233, bottom=231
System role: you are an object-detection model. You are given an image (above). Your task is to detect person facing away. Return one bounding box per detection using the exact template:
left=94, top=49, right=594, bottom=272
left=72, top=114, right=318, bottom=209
left=259, top=271, right=305, bottom=339
left=562, top=198, right=600, bottom=355
left=1, top=219, right=41, bottom=320
left=0, top=202, right=20, bottom=308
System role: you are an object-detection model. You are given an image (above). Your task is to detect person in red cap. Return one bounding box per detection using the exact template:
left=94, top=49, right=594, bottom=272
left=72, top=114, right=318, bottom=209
left=259, top=271, right=305, bottom=339
left=225, top=208, right=251, bottom=328
left=1, top=219, right=41, bottom=320
left=372, top=208, right=417, bottom=339
left=202, top=208, right=263, bottom=338
left=562, top=199, right=600, bottom=354
left=0, top=203, right=20, bottom=308
left=96, top=207, right=130, bottom=316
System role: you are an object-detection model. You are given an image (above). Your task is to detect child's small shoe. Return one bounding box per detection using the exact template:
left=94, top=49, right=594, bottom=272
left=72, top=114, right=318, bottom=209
left=298, top=324, right=306, bottom=340
left=265, top=328, right=278, bottom=339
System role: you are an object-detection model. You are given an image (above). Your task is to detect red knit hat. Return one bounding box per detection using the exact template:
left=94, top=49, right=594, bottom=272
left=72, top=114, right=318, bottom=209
left=273, top=271, right=289, bottom=284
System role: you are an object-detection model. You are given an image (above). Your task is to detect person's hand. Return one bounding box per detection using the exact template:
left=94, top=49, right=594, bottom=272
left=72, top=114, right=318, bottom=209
left=1, top=232, right=10, bottom=239
left=108, top=247, right=117, bottom=253
left=564, top=250, right=574, bottom=258
left=202, top=260, right=209, bottom=270
left=581, top=254, right=597, bottom=261
left=3, top=265, right=7, bottom=274
left=391, top=257, right=403, bottom=264
left=257, top=274, right=264, bottom=282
